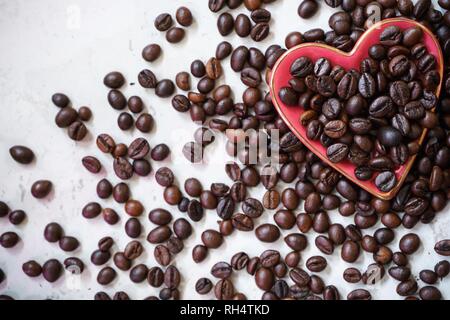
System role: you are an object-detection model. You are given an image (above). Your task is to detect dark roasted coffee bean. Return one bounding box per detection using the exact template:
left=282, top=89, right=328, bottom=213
left=22, top=261, right=43, bottom=277
left=155, top=13, right=173, bottom=31
left=343, top=268, right=362, bottom=283
left=251, top=22, right=270, bottom=42
left=8, top=210, right=26, bottom=225
left=298, top=0, right=319, bottom=19
left=97, top=267, right=116, bottom=285
left=31, top=180, right=52, bottom=199
left=235, top=14, right=251, bottom=37
left=55, top=107, right=78, bottom=128
left=434, top=240, right=450, bottom=256
left=91, top=249, right=111, bottom=266
left=196, top=278, right=213, bottom=295
left=375, top=171, right=397, bottom=192
left=9, top=146, right=34, bottom=164
left=327, top=143, right=348, bottom=163
left=291, top=57, right=313, bottom=77
left=42, top=259, right=63, bottom=283
left=201, top=230, right=223, bottom=249
left=52, top=93, right=70, bottom=108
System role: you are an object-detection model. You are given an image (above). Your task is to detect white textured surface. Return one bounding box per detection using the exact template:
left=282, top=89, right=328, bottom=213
left=0, top=0, right=449, bottom=300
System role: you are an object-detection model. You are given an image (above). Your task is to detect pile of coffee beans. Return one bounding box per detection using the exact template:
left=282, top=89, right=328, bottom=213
left=279, top=25, right=440, bottom=192
left=51, top=93, right=90, bottom=141
left=2, top=0, right=450, bottom=301
left=155, top=6, right=194, bottom=44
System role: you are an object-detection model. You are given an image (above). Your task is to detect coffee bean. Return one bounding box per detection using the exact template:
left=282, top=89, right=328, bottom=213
left=103, top=71, right=125, bottom=89
left=59, top=236, right=79, bottom=252
left=52, top=93, right=70, bottom=108
left=400, top=233, right=421, bottom=254
left=251, top=22, right=270, bottom=42
left=231, top=213, right=254, bottom=231
left=327, top=143, right=349, bottom=163
left=215, top=279, right=235, bottom=300
left=147, top=226, right=172, bottom=244
left=22, top=261, right=42, bottom=277
left=91, top=249, right=111, bottom=266
left=434, top=260, right=450, bottom=278
left=211, top=262, right=233, bottom=279
left=97, top=266, right=116, bottom=285
left=196, top=278, right=213, bottom=295
left=9, top=146, right=34, bottom=164
left=201, top=230, right=223, bottom=249
left=291, top=57, right=313, bottom=77
left=397, top=278, right=418, bottom=296
left=81, top=156, right=101, bottom=174
left=0, top=232, right=19, bottom=248
left=255, top=267, right=275, bottom=291
left=217, top=13, right=234, bottom=36
left=155, top=13, right=173, bottom=31
left=235, top=14, right=251, bottom=37
left=8, top=210, right=26, bottom=225
left=347, top=289, right=371, bottom=300
left=216, top=41, right=233, bottom=60
left=31, top=180, right=52, bottom=199
left=298, top=0, right=319, bottom=19
left=192, top=245, right=208, bottom=264
left=255, top=224, right=280, bottom=243
left=434, top=239, right=450, bottom=256
left=419, top=286, right=442, bottom=300
left=176, top=7, right=193, bottom=27
left=42, top=259, right=63, bottom=283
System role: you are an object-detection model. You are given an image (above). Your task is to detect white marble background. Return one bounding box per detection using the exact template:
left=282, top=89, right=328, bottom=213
left=0, top=0, right=449, bottom=300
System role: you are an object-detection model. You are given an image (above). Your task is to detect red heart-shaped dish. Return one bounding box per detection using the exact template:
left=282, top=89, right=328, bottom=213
left=270, top=18, right=444, bottom=200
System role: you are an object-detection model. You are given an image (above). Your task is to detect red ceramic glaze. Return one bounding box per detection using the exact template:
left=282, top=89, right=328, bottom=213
left=270, top=18, right=444, bottom=200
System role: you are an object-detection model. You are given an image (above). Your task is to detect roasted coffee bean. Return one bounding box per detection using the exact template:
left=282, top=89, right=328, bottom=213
left=97, top=267, right=117, bottom=285
left=251, top=22, right=270, bottom=42
left=22, top=261, right=43, bottom=277
left=315, top=236, right=334, bottom=255
left=166, top=27, right=185, bottom=43
left=31, top=180, right=52, bottom=199
left=176, top=6, right=193, bottom=27
left=217, top=13, right=234, bottom=36
left=327, top=143, right=349, bottom=163
left=196, top=278, right=213, bottom=295
left=211, top=262, right=233, bottom=279
left=156, top=79, right=175, bottom=98
left=154, top=245, right=171, bottom=267
left=91, top=250, right=111, bottom=266
left=68, top=121, right=87, bottom=141
left=147, top=226, right=172, bottom=245
left=375, top=171, right=397, bottom=192
left=155, top=13, right=173, bottom=31
left=55, top=107, right=78, bottom=128
left=52, top=93, right=70, bottom=108
left=306, top=256, right=327, bottom=272
left=142, top=44, right=161, bottom=62
left=399, top=233, right=421, bottom=254
left=255, top=224, right=280, bottom=243
left=42, top=259, right=63, bottom=283
left=216, top=41, right=233, bottom=60
left=9, top=146, right=34, bottom=164
left=255, top=267, right=275, bottom=291
left=434, top=240, right=450, bottom=256
left=298, top=0, right=319, bottom=19
left=396, top=279, right=418, bottom=296
left=419, top=286, right=442, bottom=301
left=0, top=232, right=19, bottom=248
left=234, top=13, right=251, bottom=38
left=59, top=236, right=79, bottom=252
left=8, top=210, right=26, bottom=225
left=291, top=57, right=313, bottom=77
left=82, top=156, right=101, bottom=174
left=347, top=289, right=371, bottom=300
left=343, top=268, right=362, bottom=283
left=201, top=230, right=223, bottom=249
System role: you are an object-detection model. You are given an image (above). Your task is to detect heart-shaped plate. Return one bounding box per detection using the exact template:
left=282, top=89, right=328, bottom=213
left=270, top=18, right=444, bottom=200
